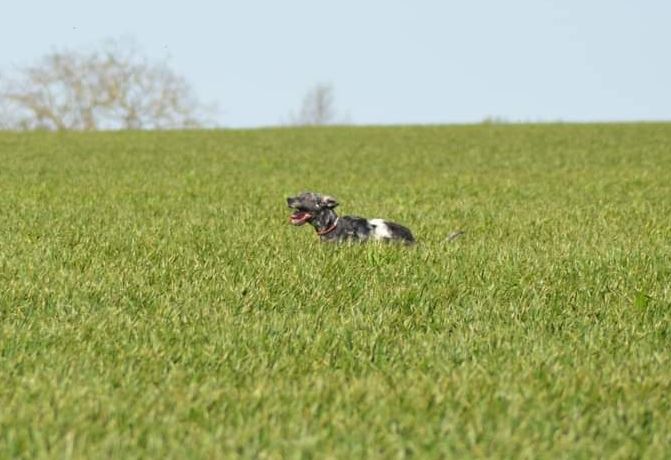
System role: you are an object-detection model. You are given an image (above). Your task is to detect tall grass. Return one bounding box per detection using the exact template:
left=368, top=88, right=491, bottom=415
left=1, top=124, right=670, bottom=458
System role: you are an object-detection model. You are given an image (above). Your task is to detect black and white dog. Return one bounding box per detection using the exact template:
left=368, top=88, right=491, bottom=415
left=287, top=191, right=415, bottom=244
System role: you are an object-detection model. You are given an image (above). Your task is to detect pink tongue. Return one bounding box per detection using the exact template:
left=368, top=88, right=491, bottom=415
left=291, top=212, right=310, bottom=222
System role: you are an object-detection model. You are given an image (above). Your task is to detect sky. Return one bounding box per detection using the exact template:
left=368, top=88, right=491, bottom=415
left=1, top=0, right=670, bottom=128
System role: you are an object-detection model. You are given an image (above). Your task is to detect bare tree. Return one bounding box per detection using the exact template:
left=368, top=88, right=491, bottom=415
left=289, top=83, right=338, bottom=126
left=0, top=39, right=212, bottom=131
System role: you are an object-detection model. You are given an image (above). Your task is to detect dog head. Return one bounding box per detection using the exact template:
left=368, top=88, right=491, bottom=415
left=286, top=192, right=339, bottom=226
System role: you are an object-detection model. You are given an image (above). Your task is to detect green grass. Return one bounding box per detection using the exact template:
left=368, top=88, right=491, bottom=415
left=1, top=124, right=670, bottom=459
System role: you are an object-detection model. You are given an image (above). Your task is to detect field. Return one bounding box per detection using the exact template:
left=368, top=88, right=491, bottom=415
left=1, top=124, right=670, bottom=458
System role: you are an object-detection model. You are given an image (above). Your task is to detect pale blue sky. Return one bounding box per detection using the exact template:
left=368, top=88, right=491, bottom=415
left=2, top=0, right=669, bottom=127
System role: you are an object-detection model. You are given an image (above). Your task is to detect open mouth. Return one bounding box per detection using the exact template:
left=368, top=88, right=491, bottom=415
left=289, top=211, right=312, bottom=225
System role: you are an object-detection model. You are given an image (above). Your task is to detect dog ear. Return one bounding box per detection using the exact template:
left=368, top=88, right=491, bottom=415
left=320, top=195, right=339, bottom=209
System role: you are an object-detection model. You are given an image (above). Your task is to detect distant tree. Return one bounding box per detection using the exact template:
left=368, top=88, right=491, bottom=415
left=0, top=39, right=212, bottom=131
left=289, top=83, right=339, bottom=126
left=481, top=115, right=510, bottom=125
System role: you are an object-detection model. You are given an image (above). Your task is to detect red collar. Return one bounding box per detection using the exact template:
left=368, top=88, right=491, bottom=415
left=317, top=217, right=339, bottom=236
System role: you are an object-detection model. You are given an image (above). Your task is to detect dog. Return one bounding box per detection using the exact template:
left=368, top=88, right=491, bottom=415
left=287, top=191, right=415, bottom=244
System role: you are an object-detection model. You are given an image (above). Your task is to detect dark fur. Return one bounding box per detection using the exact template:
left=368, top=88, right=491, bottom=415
left=287, top=192, right=415, bottom=244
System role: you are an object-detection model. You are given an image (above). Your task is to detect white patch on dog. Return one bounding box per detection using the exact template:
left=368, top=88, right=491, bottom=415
left=368, top=219, right=392, bottom=240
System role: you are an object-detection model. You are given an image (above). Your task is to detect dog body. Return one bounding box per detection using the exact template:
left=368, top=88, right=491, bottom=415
left=287, top=192, right=415, bottom=244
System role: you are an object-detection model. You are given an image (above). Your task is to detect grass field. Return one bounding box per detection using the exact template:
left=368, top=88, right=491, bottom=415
left=1, top=124, right=670, bottom=458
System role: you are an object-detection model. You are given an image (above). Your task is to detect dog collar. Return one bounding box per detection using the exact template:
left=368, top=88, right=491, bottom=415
left=317, top=217, right=339, bottom=236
